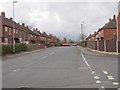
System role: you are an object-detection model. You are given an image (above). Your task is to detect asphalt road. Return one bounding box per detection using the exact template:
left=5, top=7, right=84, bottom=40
left=2, top=46, right=118, bottom=89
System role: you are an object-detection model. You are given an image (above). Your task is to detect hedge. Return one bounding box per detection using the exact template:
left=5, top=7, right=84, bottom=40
left=2, top=44, right=28, bottom=55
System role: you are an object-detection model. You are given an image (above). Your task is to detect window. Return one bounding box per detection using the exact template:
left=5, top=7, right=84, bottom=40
left=4, top=26, right=8, bottom=32
left=14, top=29, right=16, bottom=33
left=31, top=34, right=33, bottom=37
left=16, top=29, right=19, bottom=34
left=9, top=28, right=12, bottom=35
left=19, top=31, right=21, bottom=37
left=4, top=38, right=8, bottom=43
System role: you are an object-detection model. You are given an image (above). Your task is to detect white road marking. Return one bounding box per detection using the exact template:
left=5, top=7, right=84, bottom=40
left=107, top=76, right=114, bottom=80
left=78, top=67, right=88, bottom=70
left=113, top=82, right=119, bottom=86
left=81, top=53, right=91, bottom=69
left=92, top=71, right=96, bottom=74
left=101, top=86, right=105, bottom=88
left=50, top=52, right=55, bottom=55
left=96, top=80, right=101, bottom=84
left=102, top=70, right=108, bottom=75
left=94, top=76, right=100, bottom=79
left=41, top=56, right=48, bottom=59
left=13, top=68, right=20, bottom=72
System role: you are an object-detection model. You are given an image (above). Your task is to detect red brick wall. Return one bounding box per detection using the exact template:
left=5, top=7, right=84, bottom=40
left=104, top=28, right=117, bottom=40
left=0, top=16, right=2, bottom=44
left=118, top=12, right=120, bottom=41
left=87, top=41, right=97, bottom=50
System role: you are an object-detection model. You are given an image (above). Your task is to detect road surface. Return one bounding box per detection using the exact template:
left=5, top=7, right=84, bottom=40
left=2, top=46, right=118, bottom=89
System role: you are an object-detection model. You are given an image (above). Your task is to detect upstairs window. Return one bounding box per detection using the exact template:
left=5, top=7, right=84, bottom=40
left=16, top=29, right=19, bottom=34
left=4, top=26, right=8, bottom=32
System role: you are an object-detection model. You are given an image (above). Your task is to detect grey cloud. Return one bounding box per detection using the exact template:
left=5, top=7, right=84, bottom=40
left=0, top=1, right=118, bottom=40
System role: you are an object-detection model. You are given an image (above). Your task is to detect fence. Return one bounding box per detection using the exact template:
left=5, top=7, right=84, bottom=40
left=87, top=38, right=119, bottom=52
left=86, top=41, right=97, bottom=50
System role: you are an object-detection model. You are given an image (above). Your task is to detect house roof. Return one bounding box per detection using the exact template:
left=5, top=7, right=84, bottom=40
left=102, top=18, right=117, bottom=29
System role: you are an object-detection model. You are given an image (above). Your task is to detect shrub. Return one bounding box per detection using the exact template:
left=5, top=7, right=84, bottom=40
left=2, top=43, right=28, bottom=55
left=2, top=45, right=13, bottom=55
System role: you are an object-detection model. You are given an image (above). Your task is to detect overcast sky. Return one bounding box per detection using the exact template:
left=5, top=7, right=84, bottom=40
left=0, top=0, right=119, bottom=40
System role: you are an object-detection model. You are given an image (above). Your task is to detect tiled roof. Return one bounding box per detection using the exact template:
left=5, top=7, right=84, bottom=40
left=102, top=19, right=117, bottom=29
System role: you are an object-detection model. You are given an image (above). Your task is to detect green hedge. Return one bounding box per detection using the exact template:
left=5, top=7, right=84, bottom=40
left=2, top=44, right=28, bottom=55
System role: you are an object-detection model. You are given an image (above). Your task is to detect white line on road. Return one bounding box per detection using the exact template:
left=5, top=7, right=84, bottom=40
left=41, top=56, right=48, bottom=59
left=92, top=71, right=96, bottom=74
left=102, top=70, right=108, bottom=75
left=50, top=52, right=55, bottom=55
left=81, top=53, right=91, bottom=69
left=13, top=68, right=20, bottom=72
left=94, top=76, right=100, bottom=79
left=101, top=86, right=105, bottom=89
left=113, top=82, right=119, bottom=86
left=107, top=76, right=114, bottom=80
left=96, top=80, right=101, bottom=84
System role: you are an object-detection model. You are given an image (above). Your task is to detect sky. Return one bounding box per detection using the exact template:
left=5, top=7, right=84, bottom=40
left=0, top=0, right=119, bottom=40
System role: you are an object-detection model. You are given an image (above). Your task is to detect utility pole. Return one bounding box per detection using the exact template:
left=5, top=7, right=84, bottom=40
left=12, top=1, right=17, bottom=53
left=81, top=23, right=84, bottom=42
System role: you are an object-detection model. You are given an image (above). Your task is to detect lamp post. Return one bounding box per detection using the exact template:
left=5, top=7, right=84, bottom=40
left=13, top=1, right=17, bottom=54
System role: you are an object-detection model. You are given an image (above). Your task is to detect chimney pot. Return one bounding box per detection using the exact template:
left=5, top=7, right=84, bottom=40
left=22, top=23, right=25, bottom=26
left=1, top=12, right=5, bottom=17
left=109, top=18, right=111, bottom=21
left=113, top=15, right=116, bottom=19
left=10, top=17, right=12, bottom=20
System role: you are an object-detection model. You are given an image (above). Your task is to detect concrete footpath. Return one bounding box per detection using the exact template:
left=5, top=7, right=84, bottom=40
left=79, top=46, right=118, bottom=56
left=2, top=47, right=53, bottom=60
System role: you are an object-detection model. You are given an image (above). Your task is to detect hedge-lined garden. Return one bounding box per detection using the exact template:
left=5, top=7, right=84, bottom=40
left=2, top=44, right=44, bottom=55
left=2, top=44, right=28, bottom=55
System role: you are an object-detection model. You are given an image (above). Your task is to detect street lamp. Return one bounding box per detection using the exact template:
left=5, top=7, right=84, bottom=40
left=13, top=1, right=17, bottom=53
left=80, top=21, right=84, bottom=42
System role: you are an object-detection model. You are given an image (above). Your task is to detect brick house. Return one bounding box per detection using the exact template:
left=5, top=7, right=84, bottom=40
left=117, top=12, right=120, bottom=52
left=0, top=12, right=39, bottom=45
left=97, top=15, right=117, bottom=41
left=86, top=15, right=117, bottom=52
left=117, top=12, right=120, bottom=41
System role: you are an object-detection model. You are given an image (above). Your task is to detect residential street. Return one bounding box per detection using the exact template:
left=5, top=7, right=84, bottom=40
left=2, top=46, right=118, bottom=89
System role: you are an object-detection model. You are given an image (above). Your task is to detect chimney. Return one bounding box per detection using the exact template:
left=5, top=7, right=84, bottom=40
left=109, top=18, right=111, bottom=22
left=36, top=28, right=38, bottom=31
left=22, top=23, right=25, bottom=26
left=94, top=31, right=96, bottom=34
left=33, top=28, right=35, bottom=31
left=10, top=17, right=12, bottom=20
left=1, top=12, right=5, bottom=17
left=26, top=25, right=29, bottom=28
left=113, top=15, right=116, bottom=20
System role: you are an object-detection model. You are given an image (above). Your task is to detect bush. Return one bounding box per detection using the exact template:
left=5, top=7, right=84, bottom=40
left=2, top=45, right=13, bottom=55
left=2, top=43, right=28, bottom=55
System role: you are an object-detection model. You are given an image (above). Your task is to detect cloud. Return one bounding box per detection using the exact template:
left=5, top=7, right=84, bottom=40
left=0, top=1, right=118, bottom=40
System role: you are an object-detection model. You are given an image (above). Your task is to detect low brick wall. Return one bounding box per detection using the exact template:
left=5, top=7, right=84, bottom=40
left=106, top=39, right=116, bottom=52
left=86, top=41, right=97, bottom=50
left=118, top=41, right=120, bottom=53
left=86, top=38, right=117, bottom=52
left=98, top=41, right=104, bottom=51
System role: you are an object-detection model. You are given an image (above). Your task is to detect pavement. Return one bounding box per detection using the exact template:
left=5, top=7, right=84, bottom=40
left=2, top=46, right=119, bottom=89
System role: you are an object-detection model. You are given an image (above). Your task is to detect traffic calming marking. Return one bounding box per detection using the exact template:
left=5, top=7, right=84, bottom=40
left=41, top=56, right=48, bottom=59
left=96, top=80, right=101, bottom=84
left=13, top=68, right=20, bottom=72
left=92, top=71, right=95, bottom=74
left=101, top=86, right=105, bottom=88
left=113, top=82, right=119, bottom=86
left=102, top=70, right=108, bottom=75
left=94, top=76, right=100, bottom=79
left=107, top=76, right=114, bottom=80
left=78, top=67, right=88, bottom=70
